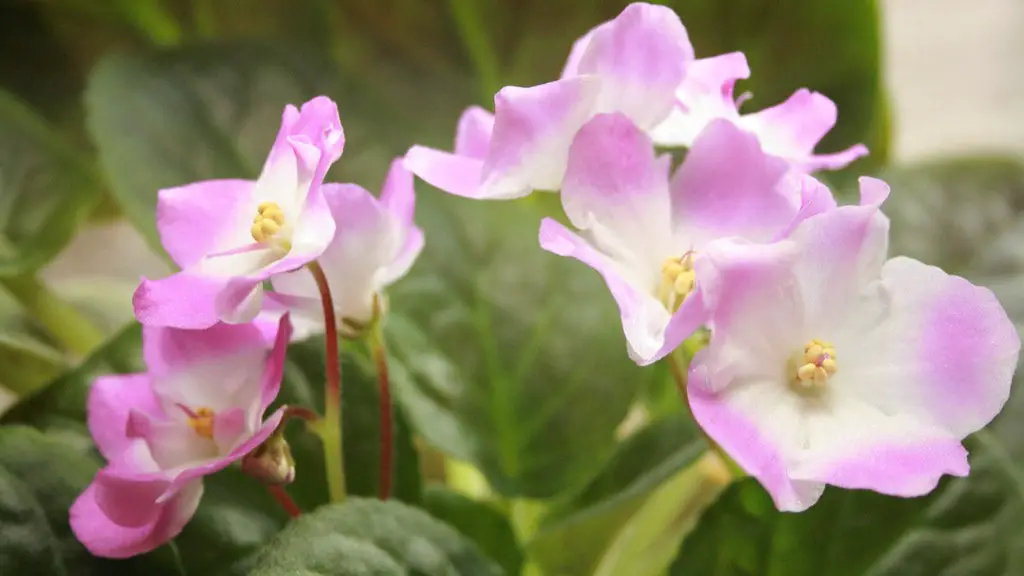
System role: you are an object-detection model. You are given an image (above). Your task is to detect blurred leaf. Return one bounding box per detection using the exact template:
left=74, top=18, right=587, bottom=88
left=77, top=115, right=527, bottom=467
left=0, top=425, right=181, bottom=575
left=0, top=89, right=105, bottom=276
left=232, top=497, right=503, bottom=575
left=423, top=485, right=523, bottom=574
left=387, top=192, right=650, bottom=498
left=670, top=157, right=1024, bottom=575
left=0, top=333, right=67, bottom=397
left=526, top=416, right=709, bottom=575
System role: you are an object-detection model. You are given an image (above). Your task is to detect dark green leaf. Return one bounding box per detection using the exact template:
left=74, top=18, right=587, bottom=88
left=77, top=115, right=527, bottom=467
left=527, top=416, right=708, bottom=575
left=0, top=89, right=105, bottom=276
left=387, top=194, right=652, bottom=498
left=423, top=485, right=523, bottom=574
left=233, top=497, right=503, bottom=575
left=671, top=157, right=1024, bottom=575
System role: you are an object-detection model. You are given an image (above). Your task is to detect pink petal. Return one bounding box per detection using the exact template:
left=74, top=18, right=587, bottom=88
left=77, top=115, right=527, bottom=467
left=380, top=157, right=416, bottom=225
left=454, top=106, right=495, bottom=158
left=88, top=374, right=162, bottom=466
left=574, top=2, right=694, bottom=129
left=561, top=113, right=672, bottom=261
left=649, top=51, right=750, bottom=147
left=156, top=179, right=254, bottom=269
left=269, top=96, right=345, bottom=187
left=70, top=478, right=203, bottom=559
left=212, top=407, right=248, bottom=450
left=287, top=184, right=337, bottom=266
left=403, top=146, right=486, bottom=198
left=772, top=174, right=838, bottom=240
left=738, top=89, right=868, bottom=171
left=670, top=119, right=795, bottom=244
left=260, top=314, right=292, bottom=412
left=560, top=22, right=606, bottom=78
left=845, top=256, right=1020, bottom=439
left=540, top=218, right=680, bottom=364
left=133, top=273, right=227, bottom=329
left=481, top=75, right=603, bottom=198
left=142, top=320, right=276, bottom=377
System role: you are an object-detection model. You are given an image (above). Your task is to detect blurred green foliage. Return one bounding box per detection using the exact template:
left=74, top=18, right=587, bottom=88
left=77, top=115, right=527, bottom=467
left=0, top=1, right=1021, bottom=575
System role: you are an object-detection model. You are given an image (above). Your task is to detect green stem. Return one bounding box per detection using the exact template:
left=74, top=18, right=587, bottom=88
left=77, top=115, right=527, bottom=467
left=447, top=0, right=502, bottom=103
left=1, top=274, right=104, bottom=358
left=308, top=262, right=347, bottom=503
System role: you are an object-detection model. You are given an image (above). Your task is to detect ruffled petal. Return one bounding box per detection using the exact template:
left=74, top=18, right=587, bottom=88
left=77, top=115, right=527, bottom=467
left=156, top=179, right=254, bottom=269
left=649, top=51, right=749, bottom=147
left=133, top=272, right=227, bottom=329
left=481, top=75, right=603, bottom=198
left=561, top=113, right=673, bottom=266
left=669, top=119, right=794, bottom=245
left=88, top=374, right=162, bottom=466
left=70, top=477, right=202, bottom=559
left=142, top=320, right=275, bottom=377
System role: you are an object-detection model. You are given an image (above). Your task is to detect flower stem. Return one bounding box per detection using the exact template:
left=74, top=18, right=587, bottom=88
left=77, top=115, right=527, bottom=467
left=367, top=322, right=393, bottom=500
left=267, top=484, right=302, bottom=518
left=307, top=262, right=347, bottom=503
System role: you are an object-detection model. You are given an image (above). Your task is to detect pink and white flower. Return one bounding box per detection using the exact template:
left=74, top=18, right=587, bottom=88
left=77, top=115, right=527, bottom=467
left=69, top=315, right=292, bottom=558
left=133, top=97, right=344, bottom=329
left=648, top=58, right=869, bottom=172
left=405, top=2, right=694, bottom=200
left=539, top=112, right=803, bottom=365
left=267, top=158, right=424, bottom=339
left=688, top=179, right=1020, bottom=511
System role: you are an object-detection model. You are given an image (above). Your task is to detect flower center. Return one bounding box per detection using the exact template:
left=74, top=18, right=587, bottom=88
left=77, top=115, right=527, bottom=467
left=186, top=406, right=216, bottom=439
left=790, top=339, right=837, bottom=392
left=251, top=202, right=286, bottom=244
left=658, top=252, right=696, bottom=312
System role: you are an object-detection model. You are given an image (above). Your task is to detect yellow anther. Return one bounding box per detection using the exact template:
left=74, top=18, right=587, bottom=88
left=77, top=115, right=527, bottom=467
left=658, top=252, right=697, bottom=312
left=792, top=339, right=838, bottom=392
left=188, top=407, right=215, bottom=439
left=251, top=202, right=286, bottom=243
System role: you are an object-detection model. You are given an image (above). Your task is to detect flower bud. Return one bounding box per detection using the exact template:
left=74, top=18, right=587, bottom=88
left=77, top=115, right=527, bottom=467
left=241, top=433, right=295, bottom=485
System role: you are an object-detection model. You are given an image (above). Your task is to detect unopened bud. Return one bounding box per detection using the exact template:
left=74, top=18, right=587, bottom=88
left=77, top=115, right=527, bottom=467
left=241, top=433, right=295, bottom=485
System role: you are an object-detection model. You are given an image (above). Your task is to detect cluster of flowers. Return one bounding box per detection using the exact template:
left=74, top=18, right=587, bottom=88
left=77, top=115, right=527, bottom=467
left=70, top=1, right=1019, bottom=560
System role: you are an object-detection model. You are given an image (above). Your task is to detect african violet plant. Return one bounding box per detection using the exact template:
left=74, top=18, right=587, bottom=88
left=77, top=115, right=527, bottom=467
left=1, top=2, right=1022, bottom=575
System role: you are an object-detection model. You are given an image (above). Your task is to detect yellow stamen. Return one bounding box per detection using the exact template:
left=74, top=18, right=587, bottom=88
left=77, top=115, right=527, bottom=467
left=792, top=338, right=838, bottom=392
left=188, top=407, right=216, bottom=439
left=658, top=252, right=697, bottom=312
left=251, top=201, right=286, bottom=243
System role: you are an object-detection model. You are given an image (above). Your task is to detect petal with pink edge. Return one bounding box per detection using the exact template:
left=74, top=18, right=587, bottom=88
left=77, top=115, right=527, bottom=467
left=670, top=119, right=794, bottom=244
left=561, top=113, right=672, bottom=264
left=133, top=272, right=227, bottom=329
left=649, top=51, right=750, bottom=147
left=454, top=106, right=495, bottom=158
left=481, top=75, right=603, bottom=198
left=574, top=2, right=693, bottom=129
left=156, top=179, right=253, bottom=269
left=88, top=374, right=162, bottom=466
left=70, top=478, right=202, bottom=559
left=404, top=147, right=486, bottom=198
left=842, top=256, right=1020, bottom=439
left=142, top=319, right=275, bottom=376
left=539, top=218, right=672, bottom=364
left=738, top=88, right=868, bottom=171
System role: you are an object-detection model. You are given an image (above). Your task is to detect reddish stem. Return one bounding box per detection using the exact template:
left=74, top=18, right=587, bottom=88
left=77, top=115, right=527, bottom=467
left=308, top=262, right=346, bottom=502
left=370, top=327, right=393, bottom=500
left=267, top=484, right=302, bottom=518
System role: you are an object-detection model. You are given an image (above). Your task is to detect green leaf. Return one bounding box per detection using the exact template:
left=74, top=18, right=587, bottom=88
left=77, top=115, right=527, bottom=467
left=233, top=497, right=504, bottom=575
left=0, top=89, right=105, bottom=276
left=670, top=157, right=1024, bottom=575
left=83, top=44, right=342, bottom=249
left=526, top=415, right=712, bottom=576
left=0, top=332, right=68, bottom=397
left=0, top=424, right=182, bottom=575
left=423, top=485, right=523, bottom=574
left=386, top=193, right=651, bottom=498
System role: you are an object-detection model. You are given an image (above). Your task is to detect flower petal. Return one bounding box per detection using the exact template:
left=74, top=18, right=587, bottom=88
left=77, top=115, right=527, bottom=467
left=142, top=320, right=276, bottom=377
left=70, top=477, right=202, bottom=559
left=574, top=2, right=694, bottom=129
left=842, top=256, right=1020, bottom=439
left=133, top=273, right=227, bottom=329
left=561, top=113, right=672, bottom=266
left=539, top=218, right=672, bottom=363
left=669, top=119, right=794, bottom=244
left=156, top=179, right=254, bottom=269
left=649, top=51, right=749, bottom=147
left=481, top=75, right=603, bottom=198
left=260, top=313, right=292, bottom=412
left=404, top=147, right=486, bottom=198
left=88, top=374, right=162, bottom=466
left=454, top=106, right=495, bottom=158
left=772, top=174, right=837, bottom=240
left=738, top=88, right=868, bottom=171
